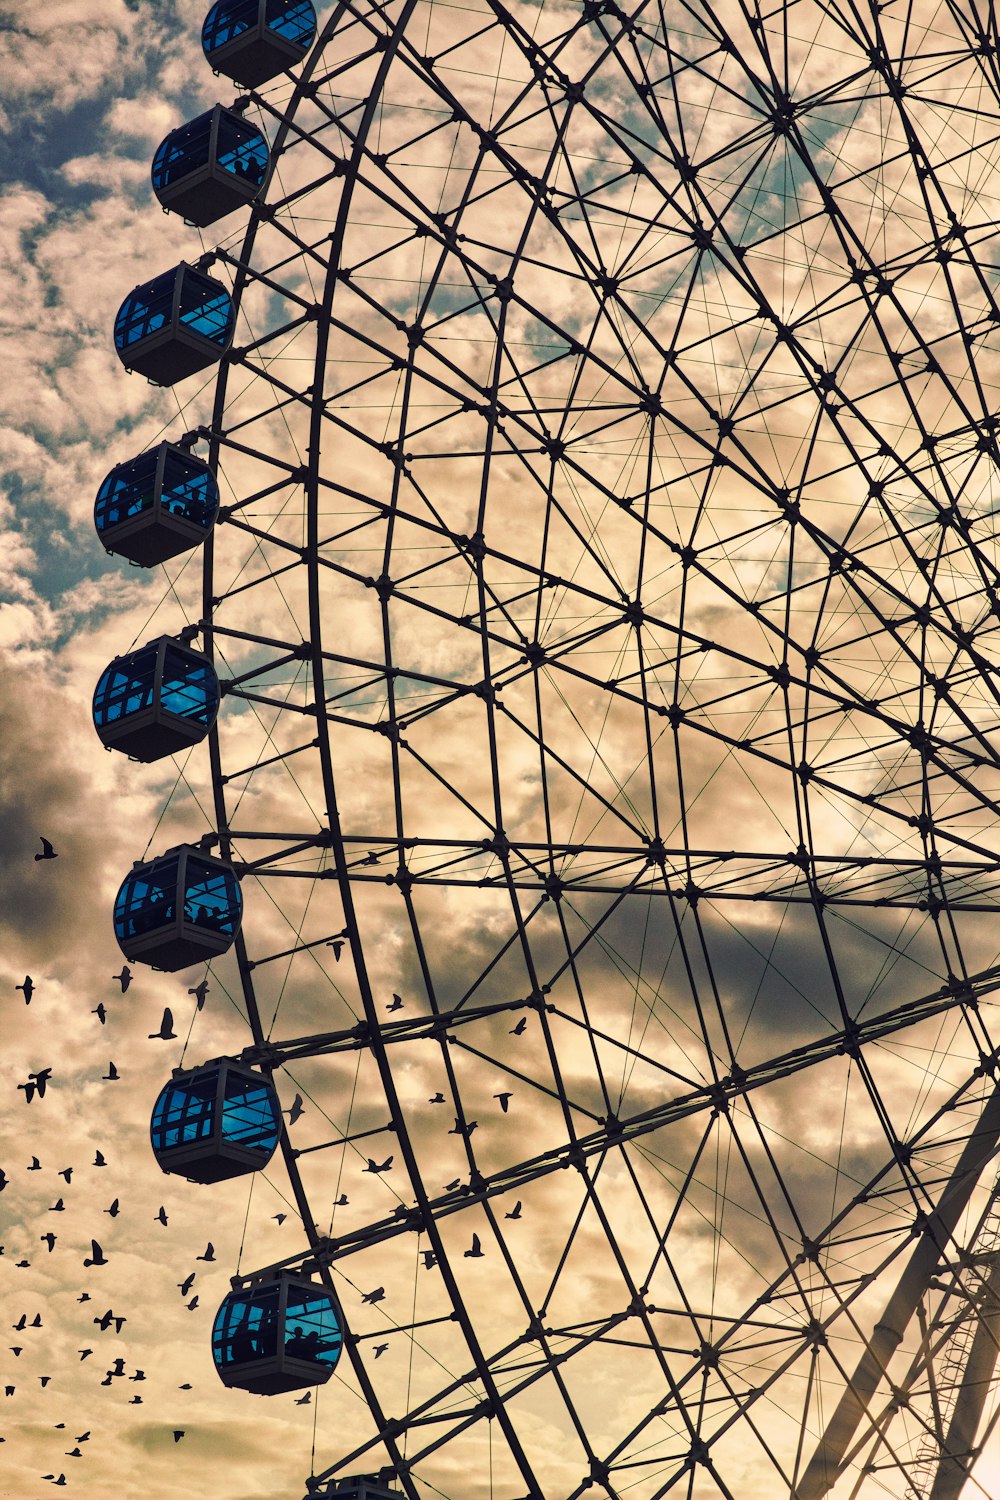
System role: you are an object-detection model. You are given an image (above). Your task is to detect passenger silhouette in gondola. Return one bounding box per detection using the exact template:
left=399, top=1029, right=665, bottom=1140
left=231, top=1326, right=257, bottom=1363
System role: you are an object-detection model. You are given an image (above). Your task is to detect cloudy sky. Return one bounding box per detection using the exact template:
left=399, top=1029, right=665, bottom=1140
left=6, top=2, right=1000, bottom=1499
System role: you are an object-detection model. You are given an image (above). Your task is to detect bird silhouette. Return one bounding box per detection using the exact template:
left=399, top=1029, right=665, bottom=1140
left=373, top=1343, right=389, bottom=1358
left=104, top=1199, right=120, bottom=1218
left=494, top=1092, right=513, bottom=1112
left=64, top=1449, right=83, bottom=1459
left=173, top=1432, right=185, bottom=1442
left=188, top=979, right=209, bottom=1009
left=285, top=1093, right=304, bottom=1125
left=386, top=993, right=404, bottom=1012
left=334, top=1193, right=348, bottom=1206
left=16, top=977, right=33, bottom=1004
left=93, top=1151, right=107, bottom=1167
left=58, top=1168, right=72, bottom=1183
left=18, top=1069, right=52, bottom=1103
left=449, top=1117, right=477, bottom=1137
left=327, top=938, right=344, bottom=962
left=444, top=1177, right=461, bottom=1190
left=361, top=1286, right=385, bottom=1304
left=428, top=1092, right=445, bottom=1104
left=49, top=1199, right=64, bottom=1213
left=148, top=1008, right=176, bottom=1040
left=154, top=1206, right=168, bottom=1226
left=112, top=967, right=131, bottom=992
left=186, top=1296, right=199, bottom=1311
left=505, top=1201, right=523, bottom=1220
left=510, top=1017, right=528, bottom=1036
left=464, top=1233, right=484, bottom=1258
left=420, top=1250, right=437, bottom=1269
left=91, top=1004, right=107, bottom=1026
left=196, top=1242, right=215, bottom=1262
left=364, top=1155, right=393, bottom=1174
left=83, top=1241, right=107, bottom=1269
left=77, top=1351, right=92, bottom=1361
left=40, top=1234, right=56, bottom=1253
left=102, top=1063, right=119, bottom=1082
left=12, top=1316, right=25, bottom=1331
left=34, top=837, right=57, bottom=861
left=26, top=1157, right=41, bottom=1171
left=272, top=1213, right=286, bottom=1225
left=294, top=1390, right=312, bottom=1405
left=178, top=1273, right=195, bottom=1296
left=0, top=1169, right=7, bottom=1193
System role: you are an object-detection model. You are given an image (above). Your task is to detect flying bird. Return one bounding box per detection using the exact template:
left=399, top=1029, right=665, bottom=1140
left=102, top=1063, right=119, bottom=1082
left=510, top=1017, right=528, bottom=1036
left=363, top=1156, right=393, bottom=1174
left=327, top=938, right=344, bottom=962
left=18, top=1069, right=52, bottom=1103
left=15, top=977, right=33, bottom=1004
left=154, top=1206, right=168, bottom=1226
left=428, top=1092, right=445, bottom=1104
left=48, top=1199, right=64, bottom=1213
left=40, top=1234, right=56, bottom=1253
left=386, top=993, right=404, bottom=1012
left=188, top=979, right=209, bottom=1009
left=294, top=1391, right=312, bottom=1405
left=272, top=1213, right=286, bottom=1226
left=505, top=1201, right=523, bottom=1220
left=373, top=1343, right=389, bottom=1359
left=148, top=1007, right=176, bottom=1040
left=178, top=1273, right=195, bottom=1296
left=494, top=1092, right=513, bottom=1112
left=104, top=1199, right=120, bottom=1218
left=173, top=1432, right=185, bottom=1442
left=0, top=1169, right=7, bottom=1192
left=334, top=1193, right=349, bottom=1206
left=420, top=1250, right=437, bottom=1269
left=196, top=1242, right=216, bottom=1262
left=285, top=1093, right=304, bottom=1125
left=83, top=1241, right=107, bottom=1269
left=449, top=1117, right=477, bottom=1137
left=361, top=1286, right=385, bottom=1305
left=34, top=837, right=57, bottom=861
left=26, top=1157, right=41, bottom=1171
left=58, top=1168, right=72, bottom=1183
left=186, top=1296, right=199, bottom=1311
left=112, top=967, right=131, bottom=992
left=93, top=1151, right=107, bottom=1167
left=91, top=1004, right=107, bottom=1026
left=464, top=1233, right=484, bottom=1259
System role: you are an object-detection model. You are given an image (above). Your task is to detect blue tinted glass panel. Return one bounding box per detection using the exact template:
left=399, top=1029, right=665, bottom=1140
left=114, top=856, right=180, bottom=942
left=177, top=272, right=234, bottom=345
left=161, top=453, right=219, bottom=529
left=213, top=1287, right=280, bottom=1367
left=221, top=1073, right=281, bottom=1155
left=215, top=116, right=268, bottom=186
left=93, top=645, right=159, bottom=728
left=283, top=1288, right=342, bottom=1367
left=184, top=857, right=242, bottom=935
left=264, top=0, right=315, bottom=45
left=114, top=270, right=176, bottom=352
left=152, top=112, right=214, bottom=190
left=160, top=646, right=219, bottom=725
left=151, top=1074, right=218, bottom=1151
left=203, top=0, right=259, bottom=51
left=95, top=452, right=159, bottom=533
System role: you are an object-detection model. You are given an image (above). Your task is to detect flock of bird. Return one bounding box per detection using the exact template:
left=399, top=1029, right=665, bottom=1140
left=5, top=835, right=530, bottom=1492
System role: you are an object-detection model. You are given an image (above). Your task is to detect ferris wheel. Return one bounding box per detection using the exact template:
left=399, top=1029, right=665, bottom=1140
left=93, top=1, right=1000, bottom=1496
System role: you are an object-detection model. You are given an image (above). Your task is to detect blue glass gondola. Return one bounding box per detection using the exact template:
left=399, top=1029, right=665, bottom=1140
left=113, top=262, right=234, bottom=385
left=202, top=0, right=316, bottom=86
left=302, top=1476, right=399, bottom=1499
left=152, top=105, right=269, bottom=225
left=114, top=844, right=242, bottom=971
left=150, top=1059, right=281, bottom=1182
left=94, top=442, right=219, bottom=567
left=93, top=636, right=220, bottom=762
left=213, top=1272, right=343, bottom=1395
